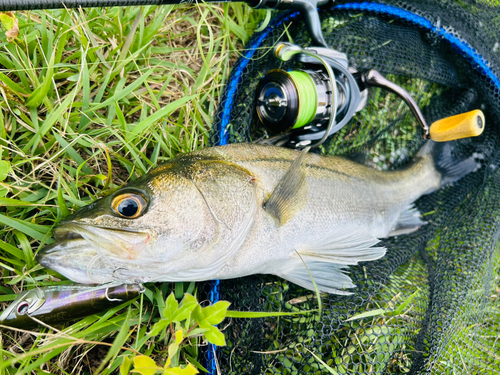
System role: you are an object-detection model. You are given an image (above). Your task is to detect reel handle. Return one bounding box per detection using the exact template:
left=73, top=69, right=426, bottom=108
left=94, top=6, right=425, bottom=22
left=361, top=69, right=430, bottom=139
left=429, top=110, right=485, bottom=142
left=361, top=70, right=486, bottom=142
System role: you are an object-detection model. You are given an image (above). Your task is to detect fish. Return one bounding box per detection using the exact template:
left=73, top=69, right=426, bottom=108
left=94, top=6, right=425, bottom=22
left=0, top=284, right=141, bottom=329
left=36, top=142, right=478, bottom=294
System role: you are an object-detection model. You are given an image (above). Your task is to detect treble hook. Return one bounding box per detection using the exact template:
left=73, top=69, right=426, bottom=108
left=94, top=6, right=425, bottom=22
left=105, top=287, right=122, bottom=302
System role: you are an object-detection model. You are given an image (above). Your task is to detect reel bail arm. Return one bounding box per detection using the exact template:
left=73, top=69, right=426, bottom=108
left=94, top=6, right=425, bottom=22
left=274, top=43, right=339, bottom=148
left=248, top=0, right=330, bottom=47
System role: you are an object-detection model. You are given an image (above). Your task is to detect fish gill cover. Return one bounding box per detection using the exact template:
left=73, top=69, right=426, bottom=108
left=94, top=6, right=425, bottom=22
left=205, top=0, right=500, bottom=374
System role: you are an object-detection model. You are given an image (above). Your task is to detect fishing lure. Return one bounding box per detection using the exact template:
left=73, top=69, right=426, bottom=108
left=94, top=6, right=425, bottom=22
left=0, top=283, right=142, bottom=329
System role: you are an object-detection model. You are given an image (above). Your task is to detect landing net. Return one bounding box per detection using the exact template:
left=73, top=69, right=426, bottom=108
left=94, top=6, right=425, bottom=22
left=206, top=1, right=500, bottom=373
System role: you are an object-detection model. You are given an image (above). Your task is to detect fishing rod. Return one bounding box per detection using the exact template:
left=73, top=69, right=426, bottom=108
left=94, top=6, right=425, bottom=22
left=2, top=0, right=329, bottom=45
left=1, top=0, right=485, bottom=148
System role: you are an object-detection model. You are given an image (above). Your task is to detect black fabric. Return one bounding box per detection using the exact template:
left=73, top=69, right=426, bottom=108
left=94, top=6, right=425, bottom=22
left=207, top=1, right=500, bottom=374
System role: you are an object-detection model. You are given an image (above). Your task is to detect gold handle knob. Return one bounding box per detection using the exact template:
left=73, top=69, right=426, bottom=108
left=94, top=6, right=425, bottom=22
left=429, top=110, right=485, bottom=142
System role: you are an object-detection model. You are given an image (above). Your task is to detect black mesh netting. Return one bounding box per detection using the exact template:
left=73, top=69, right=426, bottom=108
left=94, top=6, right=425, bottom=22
left=203, top=1, right=500, bottom=374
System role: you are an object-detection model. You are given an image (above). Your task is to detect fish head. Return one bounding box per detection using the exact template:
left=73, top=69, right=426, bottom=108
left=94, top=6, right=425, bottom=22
left=0, top=288, right=45, bottom=328
left=37, top=166, right=226, bottom=284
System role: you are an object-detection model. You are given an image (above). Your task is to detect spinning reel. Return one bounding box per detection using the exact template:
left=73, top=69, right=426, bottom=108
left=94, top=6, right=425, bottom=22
left=2, top=0, right=486, bottom=150
left=251, top=1, right=486, bottom=148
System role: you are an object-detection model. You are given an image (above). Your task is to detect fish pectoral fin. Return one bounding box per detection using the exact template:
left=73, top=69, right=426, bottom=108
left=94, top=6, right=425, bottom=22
left=387, top=205, right=426, bottom=237
left=264, top=147, right=309, bottom=226
left=296, top=226, right=386, bottom=265
left=277, top=260, right=355, bottom=295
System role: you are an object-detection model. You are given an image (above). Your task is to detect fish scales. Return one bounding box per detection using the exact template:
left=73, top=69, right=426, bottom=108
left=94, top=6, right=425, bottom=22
left=189, top=145, right=438, bottom=279
left=36, top=143, right=478, bottom=294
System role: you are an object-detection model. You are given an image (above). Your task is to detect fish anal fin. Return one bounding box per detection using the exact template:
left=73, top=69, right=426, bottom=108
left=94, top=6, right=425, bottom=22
left=277, top=261, right=355, bottom=295
left=387, top=205, right=426, bottom=237
left=296, top=226, right=386, bottom=265
left=275, top=226, right=386, bottom=294
left=264, top=147, right=309, bottom=226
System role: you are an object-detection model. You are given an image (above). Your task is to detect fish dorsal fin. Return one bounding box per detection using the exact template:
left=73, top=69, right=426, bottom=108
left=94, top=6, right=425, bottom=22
left=264, top=147, right=310, bottom=226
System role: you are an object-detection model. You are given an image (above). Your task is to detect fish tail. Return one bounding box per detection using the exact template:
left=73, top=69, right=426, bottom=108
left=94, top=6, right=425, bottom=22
left=417, top=140, right=481, bottom=187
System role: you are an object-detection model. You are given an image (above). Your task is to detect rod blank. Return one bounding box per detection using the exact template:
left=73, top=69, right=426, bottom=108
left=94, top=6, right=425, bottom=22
left=0, top=0, right=233, bottom=12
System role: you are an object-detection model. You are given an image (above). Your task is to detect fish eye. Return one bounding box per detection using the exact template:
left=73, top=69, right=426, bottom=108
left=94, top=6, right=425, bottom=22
left=17, top=302, right=29, bottom=315
left=111, top=193, right=147, bottom=219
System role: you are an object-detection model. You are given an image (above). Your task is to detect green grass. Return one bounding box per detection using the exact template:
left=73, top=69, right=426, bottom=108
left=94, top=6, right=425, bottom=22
left=0, top=5, right=265, bottom=374
left=0, top=4, right=499, bottom=375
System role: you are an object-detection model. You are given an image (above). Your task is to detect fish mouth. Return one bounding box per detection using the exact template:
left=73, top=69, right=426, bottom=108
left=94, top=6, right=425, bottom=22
left=36, top=236, right=103, bottom=284
left=37, top=223, right=151, bottom=284
left=52, top=223, right=146, bottom=242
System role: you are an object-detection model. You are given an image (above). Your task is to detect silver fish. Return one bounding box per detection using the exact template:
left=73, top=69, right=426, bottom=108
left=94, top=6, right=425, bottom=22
left=36, top=142, right=477, bottom=294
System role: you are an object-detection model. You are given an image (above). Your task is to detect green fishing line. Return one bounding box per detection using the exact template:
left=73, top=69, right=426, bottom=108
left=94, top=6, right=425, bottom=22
left=288, top=70, right=317, bottom=129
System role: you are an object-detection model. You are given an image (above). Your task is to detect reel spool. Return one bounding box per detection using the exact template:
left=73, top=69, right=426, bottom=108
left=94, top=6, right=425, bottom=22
left=255, top=44, right=365, bottom=148
left=256, top=68, right=344, bottom=133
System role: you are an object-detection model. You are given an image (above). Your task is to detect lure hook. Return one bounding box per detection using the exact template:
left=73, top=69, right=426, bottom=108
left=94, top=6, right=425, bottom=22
left=105, top=287, right=122, bottom=302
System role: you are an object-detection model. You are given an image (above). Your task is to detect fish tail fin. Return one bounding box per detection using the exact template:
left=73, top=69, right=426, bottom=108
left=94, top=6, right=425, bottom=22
left=418, top=140, right=481, bottom=187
